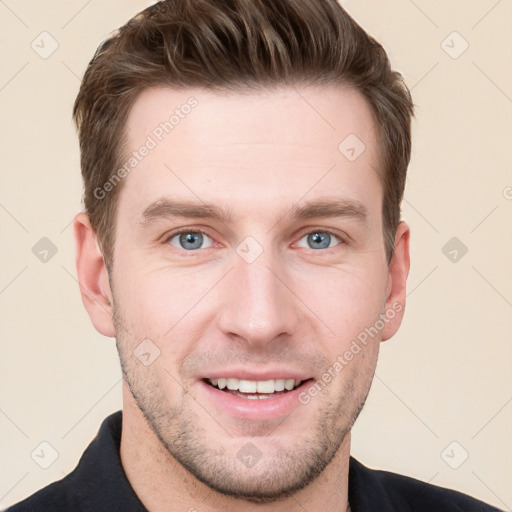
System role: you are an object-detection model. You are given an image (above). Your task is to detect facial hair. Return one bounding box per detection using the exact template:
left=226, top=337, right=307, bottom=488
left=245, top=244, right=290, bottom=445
left=113, top=303, right=375, bottom=504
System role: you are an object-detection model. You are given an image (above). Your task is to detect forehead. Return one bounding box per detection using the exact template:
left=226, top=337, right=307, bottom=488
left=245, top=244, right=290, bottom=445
left=119, top=85, right=382, bottom=220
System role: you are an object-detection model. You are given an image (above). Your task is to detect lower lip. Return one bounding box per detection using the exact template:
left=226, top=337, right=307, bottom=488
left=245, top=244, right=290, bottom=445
left=199, top=380, right=313, bottom=421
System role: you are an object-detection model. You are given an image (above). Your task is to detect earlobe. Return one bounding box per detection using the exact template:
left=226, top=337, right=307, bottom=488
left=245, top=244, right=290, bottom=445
left=381, top=221, right=410, bottom=342
left=73, top=212, right=116, bottom=338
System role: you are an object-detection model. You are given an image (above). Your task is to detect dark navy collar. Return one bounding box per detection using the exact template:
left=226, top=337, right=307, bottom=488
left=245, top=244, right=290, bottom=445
left=8, top=410, right=500, bottom=511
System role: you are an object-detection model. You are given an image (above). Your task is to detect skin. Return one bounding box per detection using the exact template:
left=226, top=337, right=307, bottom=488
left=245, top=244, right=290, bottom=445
left=74, top=84, right=410, bottom=512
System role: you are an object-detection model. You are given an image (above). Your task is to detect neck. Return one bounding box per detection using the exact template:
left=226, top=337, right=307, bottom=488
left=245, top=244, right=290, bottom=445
left=120, top=384, right=351, bottom=512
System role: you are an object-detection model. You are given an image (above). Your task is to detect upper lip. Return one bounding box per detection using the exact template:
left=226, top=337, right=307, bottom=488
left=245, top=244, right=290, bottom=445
left=199, top=369, right=313, bottom=382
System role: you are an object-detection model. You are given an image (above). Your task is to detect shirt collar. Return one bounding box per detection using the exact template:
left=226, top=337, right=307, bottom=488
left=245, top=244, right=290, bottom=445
left=77, top=410, right=390, bottom=512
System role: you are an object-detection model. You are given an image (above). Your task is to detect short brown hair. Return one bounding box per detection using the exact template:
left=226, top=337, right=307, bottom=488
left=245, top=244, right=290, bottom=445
left=73, top=0, right=414, bottom=267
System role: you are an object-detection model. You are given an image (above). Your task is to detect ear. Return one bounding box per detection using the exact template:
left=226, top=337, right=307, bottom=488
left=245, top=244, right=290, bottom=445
left=381, top=221, right=410, bottom=342
left=73, top=212, right=116, bottom=337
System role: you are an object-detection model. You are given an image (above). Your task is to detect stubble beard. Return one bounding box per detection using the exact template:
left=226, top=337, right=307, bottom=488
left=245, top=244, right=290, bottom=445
left=113, top=307, right=374, bottom=503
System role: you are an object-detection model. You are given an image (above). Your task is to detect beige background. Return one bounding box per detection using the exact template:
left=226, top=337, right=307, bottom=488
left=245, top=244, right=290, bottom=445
left=1, top=0, right=511, bottom=510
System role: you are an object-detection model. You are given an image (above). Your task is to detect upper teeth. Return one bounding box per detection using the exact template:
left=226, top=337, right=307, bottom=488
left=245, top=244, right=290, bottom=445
left=208, top=378, right=302, bottom=393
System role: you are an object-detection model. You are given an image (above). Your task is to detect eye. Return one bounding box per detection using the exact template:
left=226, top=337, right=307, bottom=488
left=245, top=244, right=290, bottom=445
left=168, top=230, right=213, bottom=251
left=296, top=230, right=341, bottom=250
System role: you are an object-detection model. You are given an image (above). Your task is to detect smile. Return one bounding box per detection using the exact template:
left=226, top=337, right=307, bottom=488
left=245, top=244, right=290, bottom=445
left=205, top=378, right=304, bottom=399
left=199, top=376, right=314, bottom=420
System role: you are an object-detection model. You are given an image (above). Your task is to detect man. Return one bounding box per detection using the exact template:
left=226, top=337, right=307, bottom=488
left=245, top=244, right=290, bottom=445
left=7, top=0, right=502, bottom=511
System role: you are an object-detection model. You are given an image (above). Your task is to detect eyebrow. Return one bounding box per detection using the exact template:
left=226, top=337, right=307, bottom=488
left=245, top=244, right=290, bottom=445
left=141, top=199, right=234, bottom=225
left=288, top=198, right=368, bottom=222
left=140, top=197, right=368, bottom=226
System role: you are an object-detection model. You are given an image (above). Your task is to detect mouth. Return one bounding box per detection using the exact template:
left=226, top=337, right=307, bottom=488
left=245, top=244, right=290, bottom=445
left=203, top=377, right=312, bottom=400
left=198, top=371, right=316, bottom=420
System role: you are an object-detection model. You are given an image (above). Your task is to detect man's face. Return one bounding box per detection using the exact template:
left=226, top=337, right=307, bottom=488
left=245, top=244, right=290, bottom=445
left=106, top=85, right=405, bottom=501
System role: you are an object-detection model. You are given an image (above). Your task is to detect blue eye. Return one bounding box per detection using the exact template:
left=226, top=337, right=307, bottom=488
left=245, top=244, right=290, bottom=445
left=168, top=231, right=213, bottom=251
left=297, top=231, right=341, bottom=250
left=166, top=229, right=341, bottom=253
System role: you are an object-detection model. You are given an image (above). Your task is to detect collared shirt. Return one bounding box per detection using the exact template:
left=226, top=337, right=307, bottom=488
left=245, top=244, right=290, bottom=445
left=6, top=411, right=502, bottom=511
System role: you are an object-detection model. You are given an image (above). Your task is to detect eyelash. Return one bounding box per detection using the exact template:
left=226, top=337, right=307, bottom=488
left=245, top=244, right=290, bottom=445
left=163, top=227, right=345, bottom=256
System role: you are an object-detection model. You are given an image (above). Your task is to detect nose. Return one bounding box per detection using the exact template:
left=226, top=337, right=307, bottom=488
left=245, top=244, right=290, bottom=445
left=217, top=248, right=299, bottom=347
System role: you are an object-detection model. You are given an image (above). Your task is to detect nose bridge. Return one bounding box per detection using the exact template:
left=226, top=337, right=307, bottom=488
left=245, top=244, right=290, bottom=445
left=218, top=246, right=297, bottom=345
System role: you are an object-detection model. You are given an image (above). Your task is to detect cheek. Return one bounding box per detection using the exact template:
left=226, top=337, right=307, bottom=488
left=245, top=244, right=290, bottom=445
left=113, top=263, right=221, bottom=340
left=113, top=245, right=389, bottom=349
left=292, top=262, right=388, bottom=340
